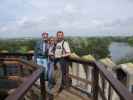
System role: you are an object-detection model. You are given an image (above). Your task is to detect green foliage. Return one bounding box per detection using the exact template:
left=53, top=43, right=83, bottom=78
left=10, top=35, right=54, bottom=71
left=117, top=57, right=133, bottom=64
left=127, top=37, right=133, bottom=46
left=0, top=39, right=37, bottom=53
left=66, top=37, right=111, bottom=59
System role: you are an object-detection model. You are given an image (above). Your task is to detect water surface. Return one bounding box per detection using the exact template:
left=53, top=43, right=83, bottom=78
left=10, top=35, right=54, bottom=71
left=109, top=42, right=133, bottom=62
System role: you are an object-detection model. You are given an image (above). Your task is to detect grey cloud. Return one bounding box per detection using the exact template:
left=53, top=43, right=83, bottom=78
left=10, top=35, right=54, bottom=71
left=0, top=0, right=133, bottom=38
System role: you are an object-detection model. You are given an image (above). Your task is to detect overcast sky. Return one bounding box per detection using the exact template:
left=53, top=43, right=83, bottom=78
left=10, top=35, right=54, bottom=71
left=0, top=0, right=133, bottom=38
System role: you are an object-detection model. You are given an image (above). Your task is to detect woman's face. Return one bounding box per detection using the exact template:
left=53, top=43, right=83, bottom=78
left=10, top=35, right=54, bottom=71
left=50, top=38, right=55, bottom=45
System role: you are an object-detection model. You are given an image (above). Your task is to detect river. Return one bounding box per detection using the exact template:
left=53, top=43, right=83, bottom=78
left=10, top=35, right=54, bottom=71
left=109, top=42, right=133, bottom=62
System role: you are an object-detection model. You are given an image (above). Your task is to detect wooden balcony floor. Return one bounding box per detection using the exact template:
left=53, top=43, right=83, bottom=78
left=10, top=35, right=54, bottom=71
left=47, top=87, right=92, bottom=100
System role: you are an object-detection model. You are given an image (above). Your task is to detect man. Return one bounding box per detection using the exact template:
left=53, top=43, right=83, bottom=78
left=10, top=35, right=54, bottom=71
left=34, top=32, right=49, bottom=80
left=54, top=31, right=71, bottom=89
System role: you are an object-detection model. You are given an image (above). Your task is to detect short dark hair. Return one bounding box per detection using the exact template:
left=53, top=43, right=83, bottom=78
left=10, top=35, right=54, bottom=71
left=57, top=31, right=64, bottom=34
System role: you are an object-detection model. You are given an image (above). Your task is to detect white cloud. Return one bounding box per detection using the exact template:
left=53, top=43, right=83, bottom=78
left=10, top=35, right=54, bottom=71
left=0, top=26, right=8, bottom=32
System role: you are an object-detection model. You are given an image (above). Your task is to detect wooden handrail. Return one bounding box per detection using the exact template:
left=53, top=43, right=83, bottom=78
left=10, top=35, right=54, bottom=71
left=0, top=58, right=19, bottom=61
left=0, top=53, right=33, bottom=56
left=66, top=56, right=95, bottom=66
left=5, top=68, right=43, bottom=100
left=1, top=53, right=133, bottom=100
left=95, top=62, right=133, bottom=100
left=0, top=53, right=33, bottom=60
left=0, top=58, right=36, bottom=71
left=0, top=57, right=46, bottom=100
left=67, top=57, right=133, bottom=100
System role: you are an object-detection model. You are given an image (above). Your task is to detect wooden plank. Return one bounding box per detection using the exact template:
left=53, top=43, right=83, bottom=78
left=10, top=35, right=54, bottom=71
left=65, top=87, right=91, bottom=100
left=0, top=53, right=33, bottom=57
left=108, top=85, right=112, bottom=100
left=40, top=71, right=46, bottom=100
left=54, top=88, right=91, bottom=100
left=91, top=66, right=99, bottom=100
left=98, top=87, right=107, bottom=100
left=69, top=74, right=92, bottom=85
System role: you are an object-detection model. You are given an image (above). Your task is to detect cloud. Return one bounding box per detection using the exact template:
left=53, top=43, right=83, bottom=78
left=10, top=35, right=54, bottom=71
left=0, top=0, right=133, bottom=38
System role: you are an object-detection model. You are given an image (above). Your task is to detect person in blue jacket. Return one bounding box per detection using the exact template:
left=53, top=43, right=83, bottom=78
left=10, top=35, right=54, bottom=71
left=34, top=32, right=49, bottom=80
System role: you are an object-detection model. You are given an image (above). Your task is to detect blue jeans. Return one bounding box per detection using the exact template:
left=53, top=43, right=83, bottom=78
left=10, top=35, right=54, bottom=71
left=37, top=58, right=48, bottom=80
left=47, top=60, right=54, bottom=89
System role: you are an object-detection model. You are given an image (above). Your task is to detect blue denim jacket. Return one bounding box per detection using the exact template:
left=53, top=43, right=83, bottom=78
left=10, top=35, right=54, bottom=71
left=34, top=40, right=48, bottom=62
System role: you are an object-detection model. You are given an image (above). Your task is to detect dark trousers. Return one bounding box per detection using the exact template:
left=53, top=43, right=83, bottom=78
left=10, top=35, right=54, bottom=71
left=55, top=58, right=69, bottom=86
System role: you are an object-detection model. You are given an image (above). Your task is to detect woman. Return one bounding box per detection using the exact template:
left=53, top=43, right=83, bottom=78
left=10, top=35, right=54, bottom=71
left=47, top=36, right=56, bottom=90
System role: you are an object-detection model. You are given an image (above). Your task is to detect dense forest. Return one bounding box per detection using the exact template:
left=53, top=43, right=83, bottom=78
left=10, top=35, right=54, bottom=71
left=0, top=36, right=133, bottom=61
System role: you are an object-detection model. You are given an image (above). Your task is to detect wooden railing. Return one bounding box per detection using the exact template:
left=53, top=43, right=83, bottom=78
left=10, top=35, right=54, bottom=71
left=0, top=53, right=133, bottom=100
left=0, top=53, right=33, bottom=60
left=0, top=58, right=46, bottom=100
left=66, top=57, right=133, bottom=100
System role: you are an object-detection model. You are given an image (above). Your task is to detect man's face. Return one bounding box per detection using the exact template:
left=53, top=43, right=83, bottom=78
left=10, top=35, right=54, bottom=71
left=42, top=34, right=48, bottom=41
left=57, top=32, right=64, bottom=41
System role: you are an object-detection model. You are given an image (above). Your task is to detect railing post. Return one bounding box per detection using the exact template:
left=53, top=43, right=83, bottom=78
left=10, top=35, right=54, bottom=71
left=108, top=85, right=112, bottom=100
left=92, top=62, right=99, bottom=100
left=27, top=55, right=32, bottom=61
left=3, top=63, right=7, bottom=76
left=20, top=65, right=24, bottom=76
left=40, top=68, right=46, bottom=100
